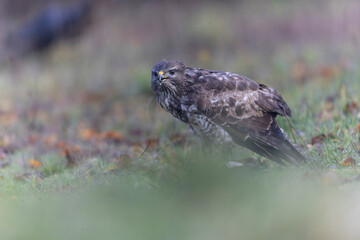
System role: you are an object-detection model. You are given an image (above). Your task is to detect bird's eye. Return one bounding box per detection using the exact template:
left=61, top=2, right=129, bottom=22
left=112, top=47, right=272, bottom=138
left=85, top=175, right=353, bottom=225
left=169, top=70, right=175, bottom=75
left=153, top=72, right=158, bottom=78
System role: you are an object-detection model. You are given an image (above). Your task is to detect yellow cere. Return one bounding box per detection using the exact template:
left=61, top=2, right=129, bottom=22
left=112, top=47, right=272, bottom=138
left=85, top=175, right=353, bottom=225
left=158, top=71, right=164, bottom=76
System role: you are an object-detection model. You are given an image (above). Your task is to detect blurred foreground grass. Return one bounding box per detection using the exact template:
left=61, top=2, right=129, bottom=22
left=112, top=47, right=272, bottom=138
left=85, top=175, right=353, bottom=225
left=1, top=155, right=360, bottom=240
left=0, top=0, right=359, bottom=239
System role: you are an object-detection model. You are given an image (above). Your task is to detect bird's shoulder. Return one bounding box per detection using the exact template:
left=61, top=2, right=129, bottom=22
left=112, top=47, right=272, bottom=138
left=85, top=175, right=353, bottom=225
left=184, top=67, right=258, bottom=92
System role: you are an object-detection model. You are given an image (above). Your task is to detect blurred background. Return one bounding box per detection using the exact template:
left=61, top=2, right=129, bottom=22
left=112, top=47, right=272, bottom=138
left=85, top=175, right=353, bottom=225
left=0, top=0, right=359, bottom=165
left=0, top=0, right=359, bottom=239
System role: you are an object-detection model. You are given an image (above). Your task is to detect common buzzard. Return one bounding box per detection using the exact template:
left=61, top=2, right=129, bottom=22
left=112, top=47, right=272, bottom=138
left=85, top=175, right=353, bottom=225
left=151, top=60, right=307, bottom=165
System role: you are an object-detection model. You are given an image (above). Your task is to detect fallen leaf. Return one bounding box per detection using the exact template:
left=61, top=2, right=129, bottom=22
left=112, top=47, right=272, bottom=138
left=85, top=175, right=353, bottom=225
left=145, top=138, right=160, bottom=151
left=55, top=141, right=68, bottom=149
left=79, top=128, right=99, bottom=140
left=29, top=159, right=42, bottom=169
left=44, top=134, right=58, bottom=146
left=345, top=101, right=358, bottom=114
left=106, top=165, right=117, bottom=171
left=100, top=131, right=124, bottom=142
left=318, top=65, right=337, bottom=80
left=79, top=128, right=124, bottom=143
left=310, top=134, right=326, bottom=145
left=61, top=145, right=82, bottom=157
left=103, top=165, right=118, bottom=174
left=62, top=145, right=82, bottom=167
left=341, top=157, right=356, bottom=167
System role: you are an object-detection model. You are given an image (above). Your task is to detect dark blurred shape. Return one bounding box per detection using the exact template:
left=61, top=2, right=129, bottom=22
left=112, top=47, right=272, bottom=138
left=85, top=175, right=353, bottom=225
left=3, top=1, right=92, bottom=60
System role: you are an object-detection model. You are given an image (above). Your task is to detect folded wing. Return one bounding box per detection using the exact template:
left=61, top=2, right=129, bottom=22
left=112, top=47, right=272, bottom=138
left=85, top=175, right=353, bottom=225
left=190, top=71, right=307, bottom=164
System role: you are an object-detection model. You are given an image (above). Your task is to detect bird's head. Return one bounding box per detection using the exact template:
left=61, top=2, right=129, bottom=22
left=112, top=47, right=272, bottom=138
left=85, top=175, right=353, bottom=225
left=151, top=60, right=185, bottom=94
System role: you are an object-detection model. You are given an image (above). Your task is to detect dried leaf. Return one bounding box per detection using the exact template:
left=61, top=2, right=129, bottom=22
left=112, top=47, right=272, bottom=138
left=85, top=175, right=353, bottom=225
left=55, top=141, right=68, bottom=149
left=318, top=65, right=337, bottom=80
left=61, top=145, right=82, bottom=157
left=103, top=165, right=120, bottom=174
left=341, top=157, right=356, bottom=167
left=100, top=131, right=124, bottom=142
left=310, top=134, right=326, bottom=145
left=79, top=128, right=99, bottom=140
left=345, top=101, right=358, bottom=114
left=79, top=128, right=124, bottom=143
left=44, top=134, right=58, bottom=146
left=106, top=165, right=117, bottom=171
left=145, top=138, right=160, bottom=150
left=29, top=159, right=42, bottom=168
left=62, top=146, right=82, bottom=167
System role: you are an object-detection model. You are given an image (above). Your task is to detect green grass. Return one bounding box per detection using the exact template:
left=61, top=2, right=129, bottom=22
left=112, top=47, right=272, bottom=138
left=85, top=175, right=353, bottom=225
left=0, top=0, right=360, bottom=239
left=0, top=157, right=359, bottom=240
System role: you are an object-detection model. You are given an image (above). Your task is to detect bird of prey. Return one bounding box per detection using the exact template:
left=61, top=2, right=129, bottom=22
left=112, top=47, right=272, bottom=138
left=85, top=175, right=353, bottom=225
left=3, top=1, right=91, bottom=60
left=151, top=60, right=308, bottom=165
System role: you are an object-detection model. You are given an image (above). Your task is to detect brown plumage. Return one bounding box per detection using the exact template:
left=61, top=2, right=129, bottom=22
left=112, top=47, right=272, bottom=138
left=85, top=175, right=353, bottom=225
left=151, top=60, right=307, bottom=165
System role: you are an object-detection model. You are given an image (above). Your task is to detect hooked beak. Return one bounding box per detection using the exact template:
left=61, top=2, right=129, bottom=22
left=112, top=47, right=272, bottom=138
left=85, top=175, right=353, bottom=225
left=158, top=71, right=169, bottom=85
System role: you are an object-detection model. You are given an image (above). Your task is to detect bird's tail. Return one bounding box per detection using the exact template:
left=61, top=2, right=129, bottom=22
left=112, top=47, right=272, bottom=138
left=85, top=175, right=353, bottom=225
left=226, top=122, right=308, bottom=165
left=272, top=130, right=308, bottom=165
